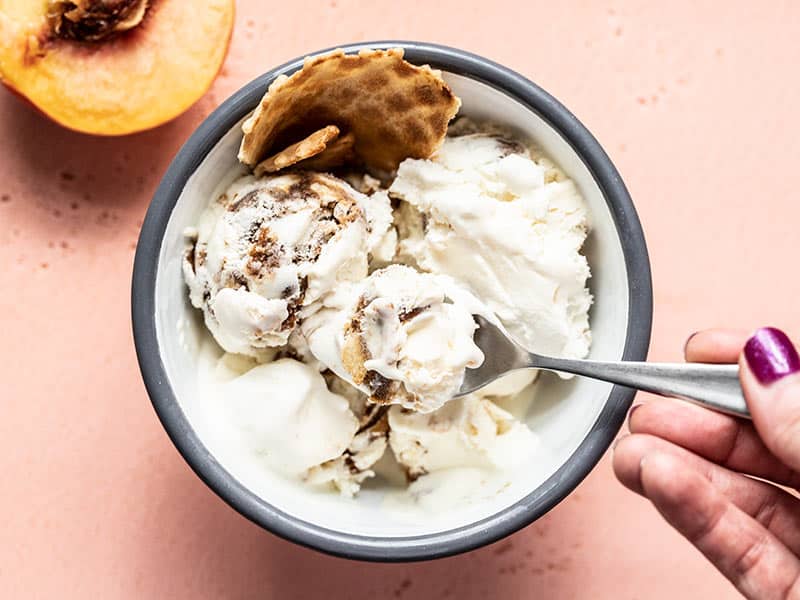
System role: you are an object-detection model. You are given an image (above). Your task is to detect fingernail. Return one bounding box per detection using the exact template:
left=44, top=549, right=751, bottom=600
left=683, top=331, right=699, bottom=355
left=744, top=327, right=800, bottom=385
left=628, top=403, right=642, bottom=424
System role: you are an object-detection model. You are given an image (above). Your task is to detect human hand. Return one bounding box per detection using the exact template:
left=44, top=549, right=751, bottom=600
left=614, top=328, right=800, bottom=599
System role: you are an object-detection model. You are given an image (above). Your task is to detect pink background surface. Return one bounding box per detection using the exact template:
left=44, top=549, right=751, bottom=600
left=2, top=1, right=799, bottom=598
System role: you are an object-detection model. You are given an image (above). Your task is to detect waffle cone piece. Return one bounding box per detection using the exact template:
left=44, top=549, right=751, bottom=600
left=297, top=131, right=356, bottom=171
left=239, top=48, right=461, bottom=173
left=254, top=125, right=340, bottom=175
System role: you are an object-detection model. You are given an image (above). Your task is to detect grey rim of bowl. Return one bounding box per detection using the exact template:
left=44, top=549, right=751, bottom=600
left=132, top=40, right=653, bottom=562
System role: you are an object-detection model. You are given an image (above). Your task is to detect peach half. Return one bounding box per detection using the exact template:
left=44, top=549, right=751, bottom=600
left=0, top=0, right=235, bottom=135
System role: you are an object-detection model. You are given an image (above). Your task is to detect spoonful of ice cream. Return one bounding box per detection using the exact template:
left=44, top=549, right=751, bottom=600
left=459, top=315, right=750, bottom=418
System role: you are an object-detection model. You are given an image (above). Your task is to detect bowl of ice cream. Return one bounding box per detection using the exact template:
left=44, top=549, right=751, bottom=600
left=132, top=41, right=652, bottom=561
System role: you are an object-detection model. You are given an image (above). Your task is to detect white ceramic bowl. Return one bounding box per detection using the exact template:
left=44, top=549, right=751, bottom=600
left=132, top=41, right=652, bottom=561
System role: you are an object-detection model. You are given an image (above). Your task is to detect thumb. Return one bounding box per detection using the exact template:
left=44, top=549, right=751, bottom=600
left=741, top=327, right=800, bottom=471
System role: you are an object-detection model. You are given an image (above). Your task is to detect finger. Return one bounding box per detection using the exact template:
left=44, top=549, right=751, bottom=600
left=741, top=327, right=800, bottom=472
left=614, top=434, right=800, bottom=555
left=685, top=329, right=750, bottom=363
left=629, top=399, right=800, bottom=488
left=639, top=451, right=800, bottom=600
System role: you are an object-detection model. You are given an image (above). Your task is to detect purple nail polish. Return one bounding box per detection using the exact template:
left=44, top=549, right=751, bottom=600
left=744, top=327, right=800, bottom=384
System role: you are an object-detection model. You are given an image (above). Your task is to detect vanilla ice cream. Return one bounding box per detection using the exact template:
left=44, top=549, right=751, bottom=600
left=186, top=115, right=593, bottom=501
left=390, top=133, right=592, bottom=362
left=305, top=415, right=389, bottom=496
left=220, top=358, right=359, bottom=475
left=302, top=264, right=484, bottom=413
left=388, top=395, right=538, bottom=477
left=183, top=172, right=393, bottom=356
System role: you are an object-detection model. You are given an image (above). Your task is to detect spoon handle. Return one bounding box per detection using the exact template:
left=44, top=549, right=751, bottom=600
left=532, top=356, right=749, bottom=418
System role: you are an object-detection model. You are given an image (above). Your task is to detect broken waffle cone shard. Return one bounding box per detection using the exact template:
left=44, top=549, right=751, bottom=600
left=238, top=48, right=461, bottom=173
left=293, top=131, right=356, bottom=171
left=254, top=124, right=340, bottom=175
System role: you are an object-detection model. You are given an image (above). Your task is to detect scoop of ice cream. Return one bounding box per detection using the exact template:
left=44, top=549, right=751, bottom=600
left=221, top=358, right=359, bottom=475
left=302, top=264, right=484, bottom=413
left=183, top=172, right=393, bottom=356
left=304, top=412, right=388, bottom=496
left=388, top=395, right=537, bottom=478
left=390, top=133, right=592, bottom=361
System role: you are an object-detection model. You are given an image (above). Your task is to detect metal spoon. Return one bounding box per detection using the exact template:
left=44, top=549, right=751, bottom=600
left=457, top=315, right=750, bottom=418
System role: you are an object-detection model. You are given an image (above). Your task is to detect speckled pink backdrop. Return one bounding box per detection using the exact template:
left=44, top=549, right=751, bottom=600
left=3, top=1, right=799, bottom=598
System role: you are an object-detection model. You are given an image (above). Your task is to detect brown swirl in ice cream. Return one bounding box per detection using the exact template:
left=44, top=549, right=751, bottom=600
left=183, top=171, right=386, bottom=356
